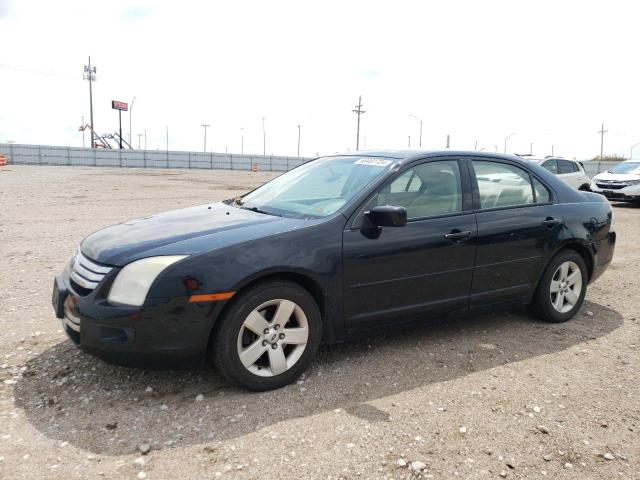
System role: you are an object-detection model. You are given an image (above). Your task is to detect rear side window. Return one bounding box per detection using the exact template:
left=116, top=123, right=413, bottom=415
left=558, top=160, right=578, bottom=174
left=541, top=160, right=558, bottom=174
left=473, top=161, right=534, bottom=209
left=532, top=177, right=551, bottom=203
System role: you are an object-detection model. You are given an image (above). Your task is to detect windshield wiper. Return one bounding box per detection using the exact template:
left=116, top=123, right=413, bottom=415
left=240, top=205, right=281, bottom=217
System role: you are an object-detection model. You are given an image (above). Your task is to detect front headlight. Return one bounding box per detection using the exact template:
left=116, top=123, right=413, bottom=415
left=108, top=255, right=187, bottom=306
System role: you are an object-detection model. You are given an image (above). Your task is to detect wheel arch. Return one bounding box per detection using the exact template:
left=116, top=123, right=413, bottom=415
left=536, top=242, right=594, bottom=295
left=206, top=270, right=335, bottom=357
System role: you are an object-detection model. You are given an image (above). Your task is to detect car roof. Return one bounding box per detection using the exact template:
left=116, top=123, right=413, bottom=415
left=328, top=149, right=527, bottom=163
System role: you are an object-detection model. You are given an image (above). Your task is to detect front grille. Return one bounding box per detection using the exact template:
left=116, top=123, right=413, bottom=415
left=596, top=182, right=625, bottom=190
left=69, top=250, right=113, bottom=293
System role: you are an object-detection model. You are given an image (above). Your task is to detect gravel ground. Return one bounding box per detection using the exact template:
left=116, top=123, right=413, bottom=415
left=0, top=165, right=638, bottom=480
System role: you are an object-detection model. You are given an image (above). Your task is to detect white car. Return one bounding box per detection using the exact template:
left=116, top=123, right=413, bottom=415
left=523, top=157, right=591, bottom=190
left=590, top=160, right=640, bottom=203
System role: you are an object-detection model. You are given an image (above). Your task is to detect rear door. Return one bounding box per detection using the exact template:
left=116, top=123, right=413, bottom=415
left=342, top=159, right=477, bottom=331
left=469, top=159, right=563, bottom=307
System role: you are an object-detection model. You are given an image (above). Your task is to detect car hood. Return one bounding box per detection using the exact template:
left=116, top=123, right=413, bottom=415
left=81, top=202, right=294, bottom=266
left=594, top=171, right=640, bottom=181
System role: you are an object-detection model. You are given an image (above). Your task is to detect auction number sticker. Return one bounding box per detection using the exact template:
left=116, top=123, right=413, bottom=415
left=354, top=158, right=392, bottom=167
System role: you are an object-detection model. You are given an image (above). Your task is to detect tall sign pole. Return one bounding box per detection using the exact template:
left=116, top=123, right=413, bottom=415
left=353, top=96, right=365, bottom=151
left=83, top=57, right=97, bottom=148
left=111, top=101, right=129, bottom=149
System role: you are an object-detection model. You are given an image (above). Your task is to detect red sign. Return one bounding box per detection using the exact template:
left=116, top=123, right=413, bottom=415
left=111, top=100, right=128, bottom=111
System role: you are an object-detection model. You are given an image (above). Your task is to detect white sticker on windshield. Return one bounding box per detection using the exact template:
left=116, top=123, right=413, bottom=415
left=354, top=158, right=392, bottom=167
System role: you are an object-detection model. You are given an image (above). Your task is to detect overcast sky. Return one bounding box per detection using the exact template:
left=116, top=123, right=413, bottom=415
left=1, top=0, right=639, bottom=159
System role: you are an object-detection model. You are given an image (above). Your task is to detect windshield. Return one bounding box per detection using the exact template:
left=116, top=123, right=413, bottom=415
left=609, top=162, right=640, bottom=175
left=236, top=156, right=394, bottom=218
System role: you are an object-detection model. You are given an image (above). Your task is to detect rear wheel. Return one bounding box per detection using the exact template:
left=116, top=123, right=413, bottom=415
left=212, top=280, right=322, bottom=391
left=531, top=250, right=588, bottom=323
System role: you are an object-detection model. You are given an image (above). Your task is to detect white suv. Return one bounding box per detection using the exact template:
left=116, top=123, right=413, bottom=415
left=590, top=160, right=640, bottom=203
left=523, top=157, right=591, bottom=190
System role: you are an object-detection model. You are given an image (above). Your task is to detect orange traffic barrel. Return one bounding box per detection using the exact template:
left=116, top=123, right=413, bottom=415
left=252, top=163, right=258, bottom=172
left=0, top=155, right=7, bottom=166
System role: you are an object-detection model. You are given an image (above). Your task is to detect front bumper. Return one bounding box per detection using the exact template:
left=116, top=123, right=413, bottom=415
left=52, top=266, right=220, bottom=369
left=590, top=184, right=640, bottom=202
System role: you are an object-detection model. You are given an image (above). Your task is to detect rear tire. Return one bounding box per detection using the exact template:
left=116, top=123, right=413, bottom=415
left=212, top=280, right=322, bottom=391
left=531, top=250, right=588, bottom=323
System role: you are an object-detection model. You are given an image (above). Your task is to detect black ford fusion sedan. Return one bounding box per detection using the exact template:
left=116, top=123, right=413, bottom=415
left=52, top=150, right=616, bottom=390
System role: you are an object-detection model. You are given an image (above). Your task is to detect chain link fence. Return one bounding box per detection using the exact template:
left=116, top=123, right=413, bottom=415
left=0, top=143, right=311, bottom=172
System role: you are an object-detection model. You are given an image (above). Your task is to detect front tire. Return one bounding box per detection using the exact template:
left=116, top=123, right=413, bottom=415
left=531, top=250, right=588, bottom=323
left=212, top=280, right=322, bottom=391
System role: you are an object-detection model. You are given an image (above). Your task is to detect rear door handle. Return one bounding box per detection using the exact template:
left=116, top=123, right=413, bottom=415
left=444, top=230, right=472, bottom=241
left=542, top=217, right=561, bottom=227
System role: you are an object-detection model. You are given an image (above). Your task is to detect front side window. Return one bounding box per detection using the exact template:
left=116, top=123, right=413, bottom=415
left=239, top=156, right=393, bottom=218
left=473, top=161, right=534, bottom=209
left=377, top=160, right=462, bottom=219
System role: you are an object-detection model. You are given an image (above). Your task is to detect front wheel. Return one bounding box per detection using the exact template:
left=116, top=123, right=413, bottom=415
left=211, top=280, right=322, bottom=391
left=531, top=250, right=588, bottom=323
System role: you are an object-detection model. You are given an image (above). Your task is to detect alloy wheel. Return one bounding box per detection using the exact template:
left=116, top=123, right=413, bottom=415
left=549, top=260, right=582, bottom=313
left=236, top=299, right=309, bottom=377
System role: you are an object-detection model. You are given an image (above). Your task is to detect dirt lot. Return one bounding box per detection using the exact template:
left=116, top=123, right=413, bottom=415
left=0, top=165, right=638, bottom=480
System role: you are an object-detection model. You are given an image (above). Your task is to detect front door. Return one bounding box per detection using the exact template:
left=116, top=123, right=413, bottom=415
left=342, top=159, right=477, bottom=331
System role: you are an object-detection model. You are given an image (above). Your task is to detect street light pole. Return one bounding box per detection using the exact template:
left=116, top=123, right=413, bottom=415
left=137, top=133, right=143, bottom=149
left=201, top=124, right=210, bottom=152
left=504, top=132, right=516, bottom=154
left=630, top=142, right=640, bottom=159
left=297, top=124, right=301, bottom=158
left=144, top=129, right=147, bottom=150
left=241, top=127, right=244, bottom=155
left=129, top=96, right=136, bottom=148
left=262, top=117, right=266, bottom=155
left=409, top=114, right=422, bottom=148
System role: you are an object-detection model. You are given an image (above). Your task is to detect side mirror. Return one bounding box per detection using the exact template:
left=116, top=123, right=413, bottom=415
left=366, top=205, right=407, bottom=227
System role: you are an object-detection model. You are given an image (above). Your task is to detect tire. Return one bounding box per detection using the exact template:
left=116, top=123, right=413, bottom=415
left=578, top=184, right=590, bottom=191
left=531, top=250, right=588, bottom=323
left=212, top=280, right=322, bottom=391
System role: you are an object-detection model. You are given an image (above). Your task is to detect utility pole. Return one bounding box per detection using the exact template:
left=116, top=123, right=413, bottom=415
left=83, top=57, right=97, bottom=148
left=504, top=132, right=516, bottom=154
left=165, top=126, right=169, bottom=152
left=241, top=127, right=244, bottom=155
left=598, top=123, right=608, bottom=159
left=201, top=124, right=210, bottom=152
left=262, top=117, right=266, bottom=155
left=137, top=133, right=143, bottom=149
left=446, top=134, right=450, bottom=148
left=551, top=145, right=555, bottom=156
left=129, top=96, right=136, bottom=148
left=530, top=142, right=533, bottom=155
left=474, top=140, right=478, bottom=151
left=409, top=114, right=422, bottom=147
left=144, top=129, right=147, bottom=150
left=297, top=124, right=301, bottom=158
left=353, top=96, right=365, bottom=151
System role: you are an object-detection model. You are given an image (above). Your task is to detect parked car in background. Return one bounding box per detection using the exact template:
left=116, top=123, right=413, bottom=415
left=52, top=150, right=616, bottom=391
left=590, top=160, right=640, bottom=203
left=521, top=156, right=591, bottom=190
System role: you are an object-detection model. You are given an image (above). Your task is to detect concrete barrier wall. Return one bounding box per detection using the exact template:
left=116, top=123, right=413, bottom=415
left=0, top=143, right=311, bottom=172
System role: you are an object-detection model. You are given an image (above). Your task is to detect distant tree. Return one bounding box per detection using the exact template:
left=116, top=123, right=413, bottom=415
left=592, top=155, right=626, bottom=161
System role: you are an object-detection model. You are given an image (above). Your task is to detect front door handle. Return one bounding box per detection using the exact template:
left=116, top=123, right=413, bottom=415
left=444, top=230, right=472, bottom=241
left=542, top=217, right=561, bottom=228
